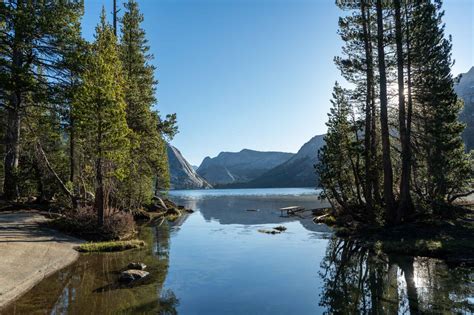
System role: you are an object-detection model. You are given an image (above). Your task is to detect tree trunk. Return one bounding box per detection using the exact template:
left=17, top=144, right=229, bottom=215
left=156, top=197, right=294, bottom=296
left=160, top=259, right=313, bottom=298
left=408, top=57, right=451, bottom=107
left=375, top=0, right=395, bottom=222
left=95, top=157, right=105, bottom=227
left=361, top=0, right=374, bottom=211
left=96, top=111, right=105, bottom=227
left=4, top=103, right=21, bottom=200
left=394, top=0, right=413, bottom=222
left=113, top=0, right=117, bottom=37
left=69, top=112, right=78, bottom=209
left=369, top=16, right=381, bottom=206
left=405, top=0, right=414, bottom=214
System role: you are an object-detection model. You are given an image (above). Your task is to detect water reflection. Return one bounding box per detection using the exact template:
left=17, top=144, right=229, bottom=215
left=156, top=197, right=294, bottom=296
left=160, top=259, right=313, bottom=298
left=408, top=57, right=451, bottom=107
left=319, top=238, right=474, bottom=314
left=3, top=189, right=473, bottom=314
left=170, top=191, right=331, bottom=233
left=4, top=224, right=179, bottom=315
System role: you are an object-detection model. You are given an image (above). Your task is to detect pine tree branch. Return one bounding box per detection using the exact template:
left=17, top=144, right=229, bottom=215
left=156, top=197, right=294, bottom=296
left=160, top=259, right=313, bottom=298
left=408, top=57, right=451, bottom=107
left=34, top=139, right=74, bottom=199
left=448, top=190, right=474, bottom=203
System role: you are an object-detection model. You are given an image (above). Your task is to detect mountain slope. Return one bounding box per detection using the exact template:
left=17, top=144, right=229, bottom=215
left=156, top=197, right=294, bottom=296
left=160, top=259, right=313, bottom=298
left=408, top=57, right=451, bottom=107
left=230, top=134, right=325, bottom=188
left=167, top=144, right=212, bottom=190
left=455, top=66, right=474, bottom=150
left=197, top=149, right=294, bottom=186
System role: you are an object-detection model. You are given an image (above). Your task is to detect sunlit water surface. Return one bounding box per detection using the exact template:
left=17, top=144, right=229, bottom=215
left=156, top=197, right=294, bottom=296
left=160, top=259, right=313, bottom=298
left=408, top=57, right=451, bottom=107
left=4, top=188, right=473, bottom=314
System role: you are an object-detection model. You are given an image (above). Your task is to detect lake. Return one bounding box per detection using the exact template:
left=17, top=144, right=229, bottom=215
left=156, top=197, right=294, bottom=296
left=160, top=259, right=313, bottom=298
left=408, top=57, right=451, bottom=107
left=4, top=188, right=473, bottom=314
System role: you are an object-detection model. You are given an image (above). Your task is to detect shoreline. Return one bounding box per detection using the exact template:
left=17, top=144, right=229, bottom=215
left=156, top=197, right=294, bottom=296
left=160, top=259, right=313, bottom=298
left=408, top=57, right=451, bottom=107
left=325, top=216, right=474, bottom=265
left=0, top=210, right=83, bottom=309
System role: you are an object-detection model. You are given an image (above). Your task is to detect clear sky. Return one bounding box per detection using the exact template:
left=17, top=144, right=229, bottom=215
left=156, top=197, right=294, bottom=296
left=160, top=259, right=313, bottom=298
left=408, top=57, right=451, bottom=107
left=81, top=0, right=474, bottom=166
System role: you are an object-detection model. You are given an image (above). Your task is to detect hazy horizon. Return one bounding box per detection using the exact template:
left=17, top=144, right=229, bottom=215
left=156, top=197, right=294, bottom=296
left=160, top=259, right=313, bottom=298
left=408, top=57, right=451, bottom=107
left=81, top=0, right=474, bottom=166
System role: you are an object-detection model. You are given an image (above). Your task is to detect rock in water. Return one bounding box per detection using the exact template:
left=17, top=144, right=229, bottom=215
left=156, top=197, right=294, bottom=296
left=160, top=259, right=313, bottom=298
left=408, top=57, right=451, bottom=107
left=119, top=270, right=149, bottom=283
left=127, top=262, right=147, bottom=270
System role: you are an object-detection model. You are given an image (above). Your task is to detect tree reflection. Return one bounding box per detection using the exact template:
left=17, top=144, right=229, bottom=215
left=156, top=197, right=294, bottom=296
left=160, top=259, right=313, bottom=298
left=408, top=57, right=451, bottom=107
left=319, top=238, right=474, bottom=314
left=4, top=223, right=180, bottom=314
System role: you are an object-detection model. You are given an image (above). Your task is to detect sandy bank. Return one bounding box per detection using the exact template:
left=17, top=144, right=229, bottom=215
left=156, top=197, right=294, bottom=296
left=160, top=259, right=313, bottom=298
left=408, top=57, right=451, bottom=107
left=0, top=211, right=82, bottom=309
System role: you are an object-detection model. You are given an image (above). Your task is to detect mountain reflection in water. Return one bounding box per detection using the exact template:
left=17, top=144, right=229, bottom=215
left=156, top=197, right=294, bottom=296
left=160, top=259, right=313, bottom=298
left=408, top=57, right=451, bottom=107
left=3, top=188, right=473, bottom=314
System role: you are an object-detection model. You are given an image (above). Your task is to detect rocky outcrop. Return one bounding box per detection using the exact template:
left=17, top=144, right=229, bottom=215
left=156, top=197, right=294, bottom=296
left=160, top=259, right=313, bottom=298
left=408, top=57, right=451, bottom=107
left=197, top=149, right=294, bottom=186
left=167, top=144, right=212, bottom=190
left=455, top=66, right=474, bottom=151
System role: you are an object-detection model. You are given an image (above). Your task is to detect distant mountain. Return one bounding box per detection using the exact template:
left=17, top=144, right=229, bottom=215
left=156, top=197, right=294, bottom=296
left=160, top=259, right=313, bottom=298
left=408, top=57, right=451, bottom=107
left=455, top=66, right=474, bottom=150
left=167, top=144, right=212, bottom=190
left=197, top=149, right=294, bottom=186
left=228, top=134, right=325, bottom=188
left=191, top=165, right=199, bottom=171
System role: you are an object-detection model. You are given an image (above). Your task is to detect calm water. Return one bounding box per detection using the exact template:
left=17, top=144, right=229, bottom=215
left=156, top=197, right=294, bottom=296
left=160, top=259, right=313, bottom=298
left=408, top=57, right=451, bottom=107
left=3, top=188, right=473, bottom=314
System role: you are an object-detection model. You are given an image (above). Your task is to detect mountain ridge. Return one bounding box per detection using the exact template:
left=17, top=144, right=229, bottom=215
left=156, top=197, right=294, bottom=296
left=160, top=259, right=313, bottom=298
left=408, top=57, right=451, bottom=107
left=167, top=144, right=212, bottom=190
left=197, top=149, right=294, bottom=186
left=222, top=134, right=325, bottom=188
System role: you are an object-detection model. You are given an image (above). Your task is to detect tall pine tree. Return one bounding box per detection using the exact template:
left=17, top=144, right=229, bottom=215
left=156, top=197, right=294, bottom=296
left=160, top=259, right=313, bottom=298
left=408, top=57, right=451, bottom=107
left=410, top=0, right=471, bottom=208
left=119, top=0, right=173, bottom=209
left=0, top=0, right=83, bottom=200
left=75, top=10, right=130, bottom=226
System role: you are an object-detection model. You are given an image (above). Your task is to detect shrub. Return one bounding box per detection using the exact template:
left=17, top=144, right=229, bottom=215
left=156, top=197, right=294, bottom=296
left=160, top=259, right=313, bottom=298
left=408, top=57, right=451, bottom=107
left=50, top=206, right=136, bottom=241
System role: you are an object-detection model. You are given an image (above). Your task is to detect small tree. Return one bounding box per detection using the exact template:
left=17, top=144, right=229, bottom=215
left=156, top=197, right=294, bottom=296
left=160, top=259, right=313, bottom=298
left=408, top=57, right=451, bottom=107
left=317, top=83, right=363, bottom=215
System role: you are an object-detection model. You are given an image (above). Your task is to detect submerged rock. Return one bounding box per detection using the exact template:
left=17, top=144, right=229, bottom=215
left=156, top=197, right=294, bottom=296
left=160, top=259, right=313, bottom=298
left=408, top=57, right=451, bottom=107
left=258, top=229, right=281, bottom=235
left=127, top=262, right=147, bottom=270
left=119, top=270, right=149, bottom=283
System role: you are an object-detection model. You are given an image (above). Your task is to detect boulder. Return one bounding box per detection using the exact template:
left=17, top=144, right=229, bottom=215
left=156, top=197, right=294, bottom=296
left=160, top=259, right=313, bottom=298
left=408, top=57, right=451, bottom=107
left=128, top=262, right=146, bottom=270
left=119, top=269, right=149, bottom=283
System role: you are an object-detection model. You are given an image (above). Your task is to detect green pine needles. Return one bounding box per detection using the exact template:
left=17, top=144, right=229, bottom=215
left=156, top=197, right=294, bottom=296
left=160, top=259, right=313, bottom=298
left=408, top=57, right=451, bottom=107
left=0, top=1, right=177, bottom=226
left=317, top=0, right=473, bottom=225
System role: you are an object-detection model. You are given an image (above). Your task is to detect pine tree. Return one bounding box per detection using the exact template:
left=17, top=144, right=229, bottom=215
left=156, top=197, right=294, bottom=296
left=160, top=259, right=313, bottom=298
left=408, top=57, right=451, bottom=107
left=320, top=0, right=472, bottom=224
left=0, top=0, right=84, bottom=200
left=410, top=0, right=471, bottom=208
left=75, top=10, right=130, bottom=226
left=334, top=0, right=377, bottom=211
left=119, top=0, right=174, bottom=209
left=375, top=0, right=395, bottom=221
left=317, top=83, right=362, bottom=214
left=394, top=0, right=413, bottom=221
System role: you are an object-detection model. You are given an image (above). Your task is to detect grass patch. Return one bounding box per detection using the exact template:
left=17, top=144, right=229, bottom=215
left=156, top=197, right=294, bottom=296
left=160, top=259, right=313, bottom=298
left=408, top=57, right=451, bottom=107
left=76, top=239, right=145, bottom=253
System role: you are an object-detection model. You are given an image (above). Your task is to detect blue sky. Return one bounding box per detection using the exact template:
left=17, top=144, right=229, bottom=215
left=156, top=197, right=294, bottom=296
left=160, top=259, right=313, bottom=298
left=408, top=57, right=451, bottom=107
left=81, top=0, right=474, bottom=166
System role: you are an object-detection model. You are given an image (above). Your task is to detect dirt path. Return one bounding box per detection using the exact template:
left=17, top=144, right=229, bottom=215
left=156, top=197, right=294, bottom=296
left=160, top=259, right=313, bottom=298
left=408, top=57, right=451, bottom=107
left=0, top=211, right=82, bottom=309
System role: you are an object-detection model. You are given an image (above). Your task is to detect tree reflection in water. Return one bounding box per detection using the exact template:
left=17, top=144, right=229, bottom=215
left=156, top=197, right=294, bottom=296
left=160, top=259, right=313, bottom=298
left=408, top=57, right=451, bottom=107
left=319, top=238, right=473, bottom=314
left=3, top=223, right=179, bottom=315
